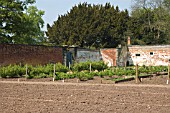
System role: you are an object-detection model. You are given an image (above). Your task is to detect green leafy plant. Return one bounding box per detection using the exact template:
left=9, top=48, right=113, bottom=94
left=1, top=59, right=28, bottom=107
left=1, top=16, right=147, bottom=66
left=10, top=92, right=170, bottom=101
left=55, top=63, right=69, bottom=73
left=77, top=72, right=94, bottom=81
left=0, top=65, right=25, bottom=78
left=72, top=61, right=108, bottom=72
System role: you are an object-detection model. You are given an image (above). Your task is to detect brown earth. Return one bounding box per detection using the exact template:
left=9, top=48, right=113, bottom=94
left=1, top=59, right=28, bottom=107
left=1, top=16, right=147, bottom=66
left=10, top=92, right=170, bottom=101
left=0, top=75, right=170, bottom=113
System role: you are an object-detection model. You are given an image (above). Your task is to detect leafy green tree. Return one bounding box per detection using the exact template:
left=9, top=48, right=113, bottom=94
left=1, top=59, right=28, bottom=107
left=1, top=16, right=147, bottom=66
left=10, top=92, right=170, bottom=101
left=164, top=0, right=170, bottom=9
left=0, top=0, right=45, bottom=44
left=130, top=0, right=170, bottom=45
left=14, top=6, right=45, bottom=44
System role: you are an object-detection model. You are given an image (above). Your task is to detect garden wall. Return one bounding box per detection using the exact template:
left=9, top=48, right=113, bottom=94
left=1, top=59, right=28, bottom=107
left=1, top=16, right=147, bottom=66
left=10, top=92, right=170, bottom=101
left=0, top=44, right=63, bottom=66
left=100, top=49, right=117, bottom=67
left=128, top=45, right=170, bottom=66
left=75, top=48, right=101, bottom=63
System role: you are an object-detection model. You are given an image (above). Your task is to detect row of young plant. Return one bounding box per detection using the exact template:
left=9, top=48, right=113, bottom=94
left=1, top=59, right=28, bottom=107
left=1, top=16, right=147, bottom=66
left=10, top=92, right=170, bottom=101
left=138, top=65, right=168, bottom=74
left=0, top=61, right=108, bottom=80
left=0, top=63, right=68, bottom=79
left=0, top=61, right=168, bottom=81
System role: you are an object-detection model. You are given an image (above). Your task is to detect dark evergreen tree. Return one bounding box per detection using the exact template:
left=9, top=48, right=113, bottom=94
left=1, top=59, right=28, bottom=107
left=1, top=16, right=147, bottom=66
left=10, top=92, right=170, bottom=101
left=46, top=3, right=130, bottom=48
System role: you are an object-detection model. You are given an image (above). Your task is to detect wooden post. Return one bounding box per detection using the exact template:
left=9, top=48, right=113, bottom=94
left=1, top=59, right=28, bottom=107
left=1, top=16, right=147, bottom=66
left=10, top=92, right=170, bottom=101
left=125, top=63, right=127, bottom=76
left=53, top=64, right=56, bottom=82
left=167, top=64, right=170, bottom=84
left=69, top=62, right=71, bottom=70
left=136, top=64, right=139, bottom=84
left=0, top=65, right=1, bottom=77
left=62, top=78, right=65, bottom=83
left=65, top=61, right=67, bottom=67
left=90, top=63, right=92, bottom=73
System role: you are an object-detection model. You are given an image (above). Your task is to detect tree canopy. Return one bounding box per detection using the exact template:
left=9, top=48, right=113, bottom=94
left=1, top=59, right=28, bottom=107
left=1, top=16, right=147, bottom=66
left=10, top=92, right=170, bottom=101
left=47, top=1, right=170, bottom=47
left=1, top=1, right=170, bottom=46
left=130, top=0, right=170, bottom=45
left=46, top=3, right=130, bottom=48
left=0, top=0, right=45, bottom=44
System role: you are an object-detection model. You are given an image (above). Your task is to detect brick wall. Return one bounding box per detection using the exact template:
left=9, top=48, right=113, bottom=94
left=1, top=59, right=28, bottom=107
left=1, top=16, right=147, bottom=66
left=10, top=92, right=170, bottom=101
left=100, top=49, right=117, bottom=67
left=128, top=45, right=170, bottom=66
left=0, top=44, right=63, bottom=66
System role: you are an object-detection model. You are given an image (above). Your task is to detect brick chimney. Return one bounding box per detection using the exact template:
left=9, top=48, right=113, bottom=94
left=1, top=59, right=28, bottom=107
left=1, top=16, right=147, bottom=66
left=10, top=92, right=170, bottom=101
left=127, top=36, right=131, bottom=45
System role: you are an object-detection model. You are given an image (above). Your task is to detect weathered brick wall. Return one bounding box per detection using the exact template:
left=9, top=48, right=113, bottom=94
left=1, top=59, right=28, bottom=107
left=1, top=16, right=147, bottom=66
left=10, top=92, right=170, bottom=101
left=100, top=49, right=117, bottom=67
left=0, top=44, right=63, bottom=66
left=128, top=45, right=170, bottom=66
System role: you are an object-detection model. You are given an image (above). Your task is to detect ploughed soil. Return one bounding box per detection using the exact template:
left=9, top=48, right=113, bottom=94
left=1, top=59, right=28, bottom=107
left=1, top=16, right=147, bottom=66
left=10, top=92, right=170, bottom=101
left=0, top=75, right=170, bottom=113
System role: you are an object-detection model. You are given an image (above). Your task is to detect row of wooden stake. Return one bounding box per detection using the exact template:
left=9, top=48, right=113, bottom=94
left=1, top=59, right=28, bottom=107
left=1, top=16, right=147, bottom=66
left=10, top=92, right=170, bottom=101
left=1, top=63, right=170, bottom=84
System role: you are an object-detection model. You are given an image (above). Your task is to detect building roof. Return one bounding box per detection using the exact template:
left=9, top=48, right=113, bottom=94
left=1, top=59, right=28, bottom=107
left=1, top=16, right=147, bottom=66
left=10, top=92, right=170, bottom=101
left=128, top=45, right=170, bottom=49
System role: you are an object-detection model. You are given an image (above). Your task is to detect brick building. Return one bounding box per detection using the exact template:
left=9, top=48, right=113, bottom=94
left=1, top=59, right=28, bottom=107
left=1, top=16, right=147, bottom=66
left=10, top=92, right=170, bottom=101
left=100, top=44, right=170, bottom=67
left=128, top=45, right=170, bottom=66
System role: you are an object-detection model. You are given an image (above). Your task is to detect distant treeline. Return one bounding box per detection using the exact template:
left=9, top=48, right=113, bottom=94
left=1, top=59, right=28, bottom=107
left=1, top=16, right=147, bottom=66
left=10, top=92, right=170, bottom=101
left=1, top=0, right=170, bottom=48
left=46, top=1, right=170, bottom=48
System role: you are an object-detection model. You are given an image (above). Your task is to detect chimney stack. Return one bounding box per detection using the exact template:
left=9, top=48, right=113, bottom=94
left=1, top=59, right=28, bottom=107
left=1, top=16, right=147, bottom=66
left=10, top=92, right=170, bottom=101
left=127, top=36, right=131, bottom=45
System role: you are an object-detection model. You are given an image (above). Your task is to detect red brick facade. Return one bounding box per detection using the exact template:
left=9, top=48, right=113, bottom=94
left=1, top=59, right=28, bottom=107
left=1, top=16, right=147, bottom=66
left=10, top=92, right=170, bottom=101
left=101, top=49, right=117, bottom=67
left=100, top=45, right=170, bottom=67
left=0, top=44, right=63, bottom=66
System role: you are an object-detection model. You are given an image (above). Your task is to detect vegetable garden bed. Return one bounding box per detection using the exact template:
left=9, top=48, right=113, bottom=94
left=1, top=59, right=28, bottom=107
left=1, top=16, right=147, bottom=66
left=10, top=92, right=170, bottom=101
left=0, top=61, right=169, bottom=84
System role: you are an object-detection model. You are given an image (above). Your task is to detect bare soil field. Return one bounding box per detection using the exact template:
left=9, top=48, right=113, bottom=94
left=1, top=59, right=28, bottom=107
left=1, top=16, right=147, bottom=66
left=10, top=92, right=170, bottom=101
left=0, top=75, right=170, bottom=113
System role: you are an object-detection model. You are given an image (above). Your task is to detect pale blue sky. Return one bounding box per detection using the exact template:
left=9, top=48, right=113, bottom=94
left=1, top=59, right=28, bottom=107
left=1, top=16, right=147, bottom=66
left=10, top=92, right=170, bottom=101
left=35, top=0, right=132, bottom=31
